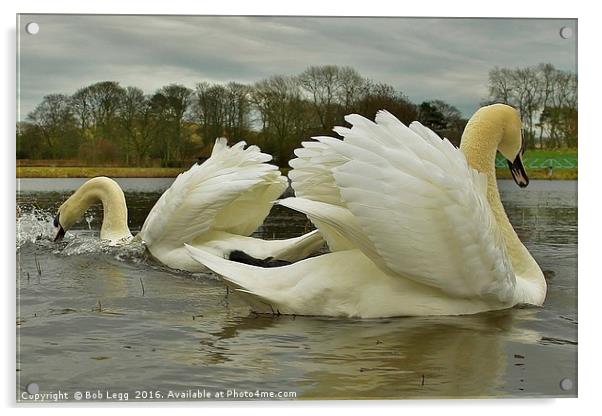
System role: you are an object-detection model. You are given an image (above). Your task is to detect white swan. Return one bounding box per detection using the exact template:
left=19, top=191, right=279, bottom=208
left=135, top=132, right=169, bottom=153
left=185, top=104, right=547, bottom=317
left=53, top=138, right=324, bottom=272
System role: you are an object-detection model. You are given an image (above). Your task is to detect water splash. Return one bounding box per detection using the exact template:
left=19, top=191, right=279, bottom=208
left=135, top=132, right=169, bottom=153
left=16, top=208, right=58, bottom=250
left=16, top=206, right=147, bottom=263
left=59, top=235, right=146, bottom=261
left=85, top=213, right=94, bottom=230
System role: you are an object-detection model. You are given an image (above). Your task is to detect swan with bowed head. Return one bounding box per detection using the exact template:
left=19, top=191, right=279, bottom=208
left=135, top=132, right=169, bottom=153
left=185, top=104, right=547, bottom=317
left=52, top=139, right=325, bottom=272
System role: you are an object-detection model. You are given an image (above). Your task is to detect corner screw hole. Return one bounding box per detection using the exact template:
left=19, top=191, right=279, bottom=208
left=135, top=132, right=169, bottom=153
left=559, top=378, right=573, bottom=391
left=26, top=383, right=39, bottom=394
left=559, top=26, right=573, bottom=39
left=26, top=22, right=40, bottom=35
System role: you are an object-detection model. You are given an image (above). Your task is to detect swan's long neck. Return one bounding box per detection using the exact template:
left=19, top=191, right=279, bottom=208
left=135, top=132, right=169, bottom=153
left=65, top=177, right=132, bottom=242
left=460, top=115, right=546, bottom=305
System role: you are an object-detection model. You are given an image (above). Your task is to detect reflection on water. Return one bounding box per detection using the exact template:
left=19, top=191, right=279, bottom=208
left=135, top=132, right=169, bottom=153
left=16, top=179, right=577, bottom=400
left=210, top=310, right=544, bottom=399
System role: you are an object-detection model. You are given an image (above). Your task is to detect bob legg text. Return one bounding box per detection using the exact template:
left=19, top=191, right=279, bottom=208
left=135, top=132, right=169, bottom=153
left=85, top=390, right=129, bottom=401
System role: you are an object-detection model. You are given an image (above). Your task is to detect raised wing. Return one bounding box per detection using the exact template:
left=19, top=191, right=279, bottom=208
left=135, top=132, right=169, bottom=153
left=288, top=140, right=347, bottom=206
left=286, top=111, right=516, bottom=303
left=285, top=139, right=356, bottom=252
left=139, top=138, right=287, bottom=248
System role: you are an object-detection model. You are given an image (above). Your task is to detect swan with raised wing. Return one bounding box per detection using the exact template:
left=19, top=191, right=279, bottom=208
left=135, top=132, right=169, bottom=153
left=52, top=138, right=324, bottom=272
left=186, top=104, right=547, bottom=317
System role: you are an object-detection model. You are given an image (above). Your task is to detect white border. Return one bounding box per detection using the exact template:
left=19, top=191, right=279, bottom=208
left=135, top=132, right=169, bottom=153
left=3, top=1, right=600, bottom=415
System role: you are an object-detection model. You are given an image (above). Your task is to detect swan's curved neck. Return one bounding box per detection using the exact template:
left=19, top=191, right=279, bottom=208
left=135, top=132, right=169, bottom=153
left=66, top=177, right=132, bottom=242
left=459, top=115, right=502, bottom=201
left=460, top=117, right=546, bottom=304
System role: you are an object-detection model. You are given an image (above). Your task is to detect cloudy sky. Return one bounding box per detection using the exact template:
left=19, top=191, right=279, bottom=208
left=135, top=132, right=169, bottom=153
left=17, top=14, right=577, bottom=118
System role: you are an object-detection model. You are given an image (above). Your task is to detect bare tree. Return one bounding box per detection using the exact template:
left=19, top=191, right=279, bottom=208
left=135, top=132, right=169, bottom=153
left=252, top=75, right=313, bottom=164
left=151, top=84, right=192, bottom=164
left=511, top=67, right=541, bottom=147
left=542, top=70, right=577, bottom=148
left=336, top=67, right=369, bottom=113
left=193, top=82, right=227, bottom=143
left=27, top=94, right=79, bottom=158
left=357, top=82, right=418, bottom=125
left=85, top=81, right=126, bottom=142
left=298, top=65, right=365, bottom=132
left=487, top=63, right=577, bottom=149
left=71, top=86, right=92, bottom=134
left=118, top=86, right=147, bottom=165
left=534, top=63, right=556, bottom=148
left=488, top=67, right=514, bottom=103
left=298, top=65, right=339, bottom=131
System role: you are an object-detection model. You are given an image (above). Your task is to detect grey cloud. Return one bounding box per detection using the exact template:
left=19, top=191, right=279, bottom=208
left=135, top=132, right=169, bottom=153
left=18, top=15, right=577, bottom=118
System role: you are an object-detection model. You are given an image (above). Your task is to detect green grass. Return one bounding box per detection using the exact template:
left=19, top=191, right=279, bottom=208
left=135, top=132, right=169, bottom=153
left=524, top=148, right=577, bottom=158
left=496, top=148, right=577, bottom=169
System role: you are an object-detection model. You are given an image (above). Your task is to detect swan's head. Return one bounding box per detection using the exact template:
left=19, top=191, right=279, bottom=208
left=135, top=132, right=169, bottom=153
left=52, top=212, right=66, bottom=242
left=468, top=104, right=529, bottom=188
left=53, top=195, right=84, bottom=241
left=494, top=104, right=528, bottom=188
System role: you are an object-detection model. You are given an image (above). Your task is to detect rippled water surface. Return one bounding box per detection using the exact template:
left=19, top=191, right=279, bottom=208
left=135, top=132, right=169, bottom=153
left=16, top=178, right=577, bottom=401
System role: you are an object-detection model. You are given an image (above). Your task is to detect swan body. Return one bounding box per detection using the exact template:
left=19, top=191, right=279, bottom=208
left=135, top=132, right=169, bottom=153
left=186, top=104, right=547, bottom=317
left=53, top=138, right=324, bottom=272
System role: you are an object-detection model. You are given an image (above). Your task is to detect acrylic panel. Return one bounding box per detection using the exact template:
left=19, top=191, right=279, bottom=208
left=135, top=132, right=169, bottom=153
left=16, top=14, right=577, bottom=402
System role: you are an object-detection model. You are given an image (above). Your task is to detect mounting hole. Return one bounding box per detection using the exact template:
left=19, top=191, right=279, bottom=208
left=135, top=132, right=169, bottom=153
left=25, top=22, right=40, bottom=35
left=559, top=26, right=573, bottom=39
left=559, top=378, right=573, bottom=391
left=26, top=383, right=39, bottom=394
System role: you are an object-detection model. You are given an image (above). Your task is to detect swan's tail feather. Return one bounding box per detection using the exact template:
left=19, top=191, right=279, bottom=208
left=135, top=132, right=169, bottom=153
left=271, top=229, right=325, bottom=262
left=277, top=197, right=377, bottom=257
left=185, top=244, right=292, bottom=310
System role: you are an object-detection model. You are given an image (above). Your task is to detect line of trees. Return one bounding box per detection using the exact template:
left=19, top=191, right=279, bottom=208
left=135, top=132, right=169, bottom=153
left=487, top=63, right=577, bottom=149
left=16, top=66, right=468, bottom=167
left=19, top=82, right=200, bottom=166
left=17, top=63, right=577, bottom=168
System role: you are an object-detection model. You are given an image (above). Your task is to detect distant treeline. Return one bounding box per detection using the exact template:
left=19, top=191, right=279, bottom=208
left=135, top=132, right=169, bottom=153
left=17, top=64, right=577, bottom=167
left=486, top=63, right=577, bottom=149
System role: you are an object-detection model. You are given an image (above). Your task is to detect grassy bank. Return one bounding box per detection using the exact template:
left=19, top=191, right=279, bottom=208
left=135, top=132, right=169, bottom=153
left=16, top=165, right=578, bottom=180
left=495, top=167, right=577, bottom=180
left=16, top=166, right=184, bottom=178
left=524, top=148, right=577, bottom=158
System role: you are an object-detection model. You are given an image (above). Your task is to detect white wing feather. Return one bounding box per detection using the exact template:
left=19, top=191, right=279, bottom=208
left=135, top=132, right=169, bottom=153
left=139, top=138, right=287, bottom=247
left=286, top=111, right=516, bottom=302
left=288, top=139, right=347, bottom=206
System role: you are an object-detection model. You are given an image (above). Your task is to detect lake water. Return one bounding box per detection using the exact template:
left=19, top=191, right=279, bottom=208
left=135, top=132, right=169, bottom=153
left=16, top=178, right=577, bottom=401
